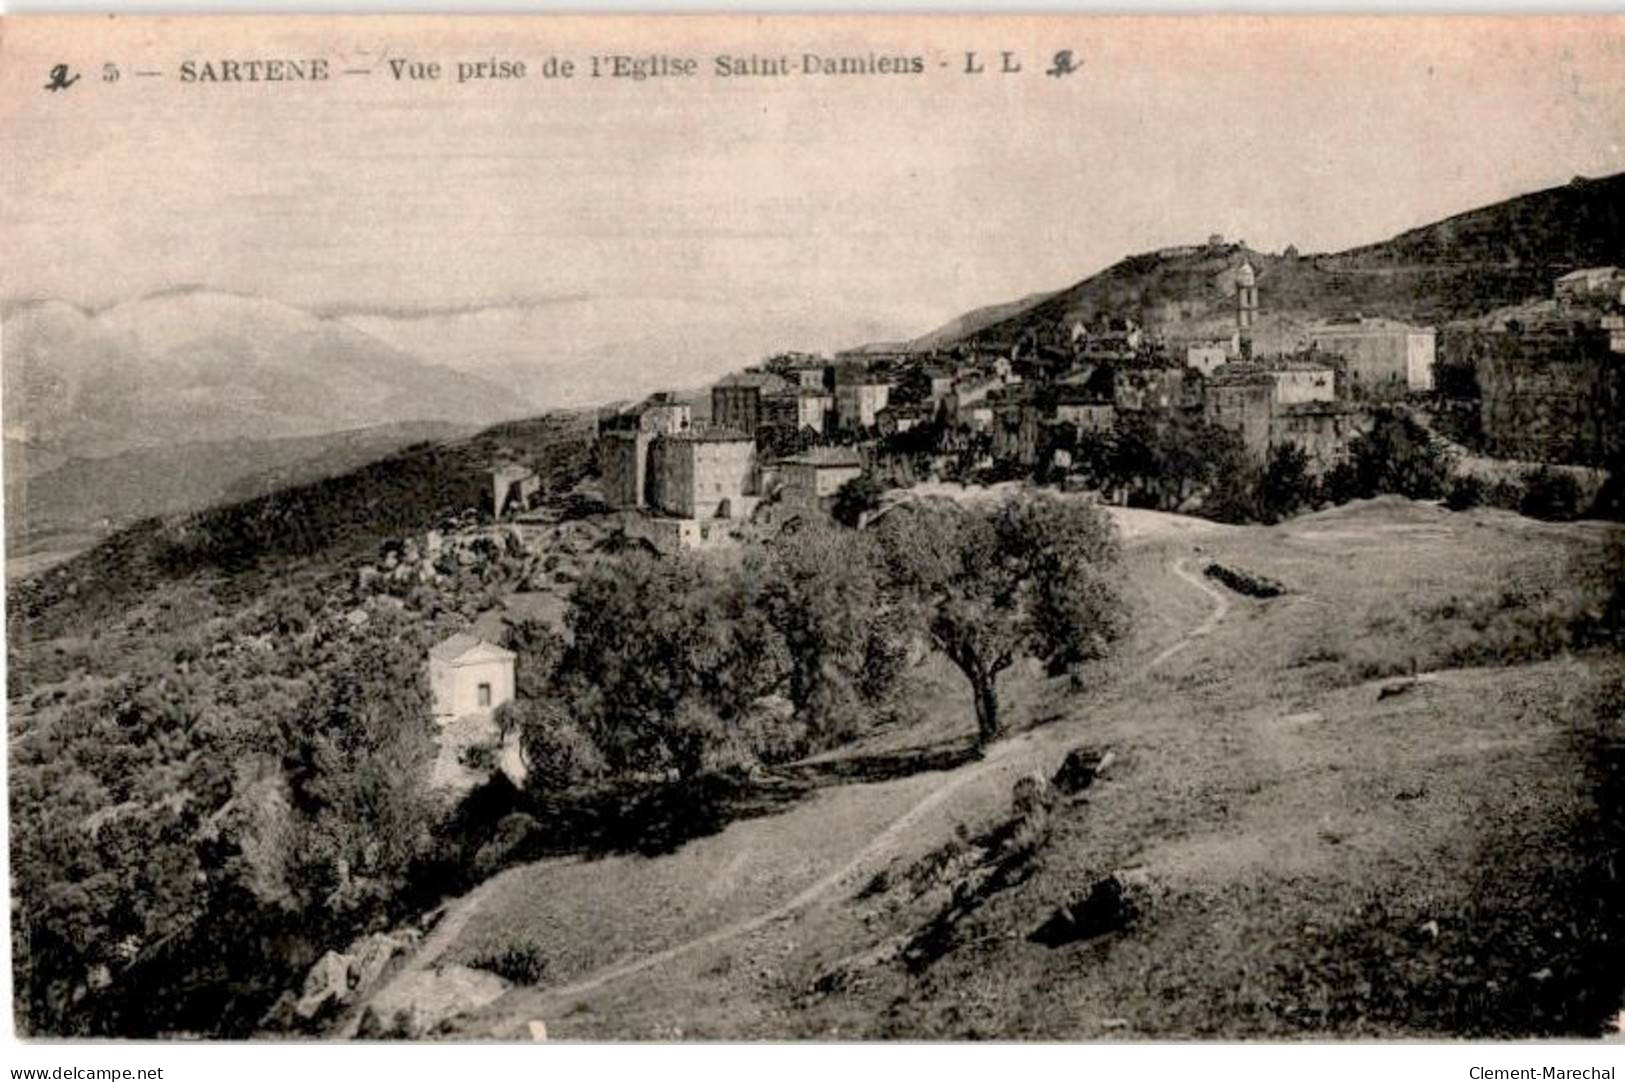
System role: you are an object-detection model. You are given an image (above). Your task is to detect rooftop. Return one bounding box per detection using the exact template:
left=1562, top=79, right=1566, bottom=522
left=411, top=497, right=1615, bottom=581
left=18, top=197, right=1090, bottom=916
left=1311, top=316, right=1435, bottom=334
left=430, top=633, right=516, bottom=664
left=776, top=447, right=864, bottom=468
left=715, top=371, right=792, bottom=392
left=1556, top=266, right=1620, bottom=281
left=670, top=427, right=755, bottom=444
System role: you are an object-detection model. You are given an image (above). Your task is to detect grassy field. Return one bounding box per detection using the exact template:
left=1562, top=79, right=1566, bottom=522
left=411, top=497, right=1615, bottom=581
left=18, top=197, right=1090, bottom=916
left=381, top=497, right=1623, bottom=1040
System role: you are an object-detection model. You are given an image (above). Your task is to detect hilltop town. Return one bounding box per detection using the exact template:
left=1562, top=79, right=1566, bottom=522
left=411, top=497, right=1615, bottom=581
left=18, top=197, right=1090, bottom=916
left=470, top=241, right=1623, bottom=562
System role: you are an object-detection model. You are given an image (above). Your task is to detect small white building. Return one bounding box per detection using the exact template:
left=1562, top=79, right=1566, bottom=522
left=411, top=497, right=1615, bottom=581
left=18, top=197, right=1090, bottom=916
left=429, top=632, right=516, bottom=721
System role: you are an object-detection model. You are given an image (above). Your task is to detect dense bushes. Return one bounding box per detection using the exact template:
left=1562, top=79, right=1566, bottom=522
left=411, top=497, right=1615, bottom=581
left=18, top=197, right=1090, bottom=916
left=1518, top=468, right=1585, bottom=522
left=469, top=940, right=548, bottom=986
left=9, top=601, right=454, bottom=1038
left=1325, top=409, right=1456, bottom=503
left=1204, top=562, right=1287, bottom=599
left=499, top=524, right=910, bottom=790
left=1445, top=473, right=1487, bottom=511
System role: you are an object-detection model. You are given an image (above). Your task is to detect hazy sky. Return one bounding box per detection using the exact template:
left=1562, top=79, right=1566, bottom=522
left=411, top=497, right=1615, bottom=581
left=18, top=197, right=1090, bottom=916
left=4, top=15, right=1625, bottom=387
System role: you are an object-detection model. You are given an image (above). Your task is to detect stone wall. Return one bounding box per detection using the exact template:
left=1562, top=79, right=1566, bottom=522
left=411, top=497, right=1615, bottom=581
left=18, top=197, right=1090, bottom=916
left=599, top=431, right=652, bottom=508
left=1450, top=323, right=1623, bottom=466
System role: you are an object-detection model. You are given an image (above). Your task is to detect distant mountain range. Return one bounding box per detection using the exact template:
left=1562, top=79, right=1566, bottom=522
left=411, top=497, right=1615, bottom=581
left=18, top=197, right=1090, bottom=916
left=1, top=288, right=535, bottom=568
left=2, top=288, right=533, bottom=459
left=903, top=171, right=1625, bottom=350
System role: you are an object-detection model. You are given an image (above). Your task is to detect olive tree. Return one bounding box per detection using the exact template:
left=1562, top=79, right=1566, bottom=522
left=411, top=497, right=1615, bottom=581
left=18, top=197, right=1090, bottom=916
left=872, top=490, right=1127, bottom=744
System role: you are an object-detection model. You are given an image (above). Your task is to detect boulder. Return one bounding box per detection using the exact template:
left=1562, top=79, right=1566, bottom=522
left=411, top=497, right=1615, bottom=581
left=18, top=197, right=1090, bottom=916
left=348, top=930, right=419, bottom=998
left=295, top=950, right=353, bottom=1021
left=361, top=964, right=509, bottom=1039
left=1052, top=746, right=1115, bottom=796
left=1029, top=870, right=1156, bottom=948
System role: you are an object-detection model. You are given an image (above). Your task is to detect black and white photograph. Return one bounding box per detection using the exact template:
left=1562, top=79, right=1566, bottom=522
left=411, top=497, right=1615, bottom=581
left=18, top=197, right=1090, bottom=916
left=2, top=11, right=1624, bottom=1057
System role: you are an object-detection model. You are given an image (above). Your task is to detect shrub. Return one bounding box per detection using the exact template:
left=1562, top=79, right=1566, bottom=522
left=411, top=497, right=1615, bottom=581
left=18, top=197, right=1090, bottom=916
left=1445, top=473, right=1486, bottom=512
left=1519, top=468, right=1584, bottom=522
left=1204, top=562, right=1286, bottom=598
left=1257, top=443, right=1317, bottom=523
left=469, top=939, right=548, bottom=986
left=470, top=812, right=546, bottom=876
left=1340, top=410, right=1456, bottom=502
left=831, top=471, right=884, bottom=529
left=505, top=699, right=608, bottom=792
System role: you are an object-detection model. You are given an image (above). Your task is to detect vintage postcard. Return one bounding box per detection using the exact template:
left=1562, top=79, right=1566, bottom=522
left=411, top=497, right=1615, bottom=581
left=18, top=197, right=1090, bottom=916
left=2, top=13, right=1624, bottom=1047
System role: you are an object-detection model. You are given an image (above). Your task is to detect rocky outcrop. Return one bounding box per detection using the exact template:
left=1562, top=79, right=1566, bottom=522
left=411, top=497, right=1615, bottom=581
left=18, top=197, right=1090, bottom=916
left=355, top=964, right=510, bottom=1039
left=280, top=928, right=422, bottom=1027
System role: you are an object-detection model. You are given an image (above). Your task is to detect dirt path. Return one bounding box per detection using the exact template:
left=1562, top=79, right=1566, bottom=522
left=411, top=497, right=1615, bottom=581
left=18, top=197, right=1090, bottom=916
left=354, top=549, right=1230, bottom=1034
left=1145, top=557, right=1228, bottom=669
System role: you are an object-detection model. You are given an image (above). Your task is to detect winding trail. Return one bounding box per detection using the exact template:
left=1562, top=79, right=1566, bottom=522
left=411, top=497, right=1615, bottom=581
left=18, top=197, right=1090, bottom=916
left=353, top=550, right=1232, bottom=1031
left=1145, top=557, right=1230, bottom=670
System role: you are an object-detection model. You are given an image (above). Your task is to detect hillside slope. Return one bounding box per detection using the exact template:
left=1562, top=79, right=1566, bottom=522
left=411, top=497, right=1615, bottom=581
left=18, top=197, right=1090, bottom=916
left=396, top=499, right=1624, bottom=1040
left=927, top=171, right=1625, bottom=348
left=3, top=421, right=476, bottom=577
left=8, top=412, right=596, bottom=639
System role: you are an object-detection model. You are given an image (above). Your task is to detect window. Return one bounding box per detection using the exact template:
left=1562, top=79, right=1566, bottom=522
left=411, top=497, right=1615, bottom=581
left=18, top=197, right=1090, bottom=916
left=477, top=682, right=492, bottom=708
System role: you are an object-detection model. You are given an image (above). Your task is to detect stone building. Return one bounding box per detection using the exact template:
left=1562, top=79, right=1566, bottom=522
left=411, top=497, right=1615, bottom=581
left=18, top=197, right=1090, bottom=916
left=776, top=447, right=864, bottom=506
left=429, top=633, right=516, bottom=721
left=1555, top=266, right=1625, bottom=304
left=1184, top=340, right=1233, bottom=377
left=761, top=352, right=832, bottom=391
left=598, top=394, right=693, bottom=509
left=876, top=404, right=930, bottom=437
left=992, top=393, right=1044, bottom=466
left=712, top=371, right=791, bottom=435
left=1204, top=367, right=1369, bottom=470
left=762, top=387, right=834, bottom=435
left=1269, top=404, right=1372, bottom=472
left=1203, top=377, right=1275, bottom=459
left=926, top=369, right=957, bottom=403
left=602, top=391, right=692, bottom=436
left=649, top=430, right=760, bottom=519
left=1053, top=396, right=1116, bottom=433
left=835, top=374, right=893, bottom=430
left=1309, top=317, right=1436, bottom=397
left=1266, top=361, right=1337, bottom=404
left=1235, top=260, right=1258, bottom=342
left=1112, top=365, right=1186, bottom=412
left=1213, top=360, right=1336, bottom=406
